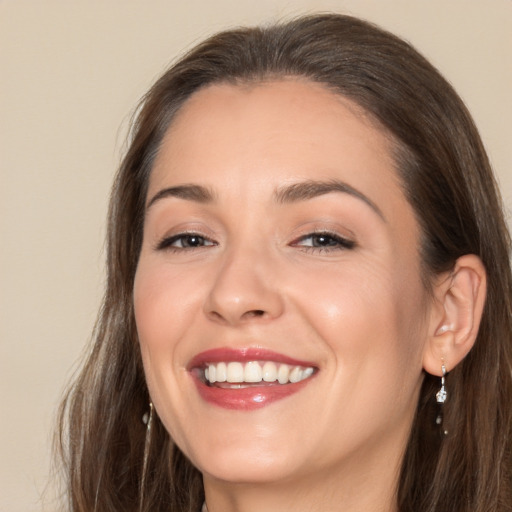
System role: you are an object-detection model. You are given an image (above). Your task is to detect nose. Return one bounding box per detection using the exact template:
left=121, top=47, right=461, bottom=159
left=204, top=245, right=285, bottom=326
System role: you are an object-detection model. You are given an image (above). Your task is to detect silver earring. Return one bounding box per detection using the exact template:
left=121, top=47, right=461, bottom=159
left=435, top=366, right=449, bottom=436
left=436, top=364, right=447, bottom=403
left=139, top=402, right=154, bottom=512
left=142, top=403, right=153, bottom=427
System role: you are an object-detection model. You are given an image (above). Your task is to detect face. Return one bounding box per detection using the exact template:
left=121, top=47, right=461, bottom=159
left=134, top=80, right=431, bottom=487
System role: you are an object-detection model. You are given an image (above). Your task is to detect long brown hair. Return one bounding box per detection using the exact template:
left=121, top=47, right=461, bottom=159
left=57, top=14, right=512, bottom=511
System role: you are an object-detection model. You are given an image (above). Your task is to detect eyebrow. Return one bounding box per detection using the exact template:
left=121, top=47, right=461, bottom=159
left=274, top=179, right=385, bottom=221
left=147, top=184, right=216, bottom=209
left=146, top=179, right=385, bottom=221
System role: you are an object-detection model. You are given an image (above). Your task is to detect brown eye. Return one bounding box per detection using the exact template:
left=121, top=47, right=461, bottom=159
left=157, top=233, right=216, bottom=251
left=310, top=234, right=340, bottom=247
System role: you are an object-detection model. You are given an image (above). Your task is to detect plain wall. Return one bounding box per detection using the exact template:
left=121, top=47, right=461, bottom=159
left=1, top=1, right=510, bottom=510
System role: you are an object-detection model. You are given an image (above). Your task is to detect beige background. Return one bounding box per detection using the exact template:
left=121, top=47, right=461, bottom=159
left=1, top=1, right=511, bottom=510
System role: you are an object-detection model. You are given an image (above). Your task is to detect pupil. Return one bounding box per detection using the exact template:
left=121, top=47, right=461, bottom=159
left=186, top=236, right=201, bottom=247
left=314, top=235, right=335, bottom=246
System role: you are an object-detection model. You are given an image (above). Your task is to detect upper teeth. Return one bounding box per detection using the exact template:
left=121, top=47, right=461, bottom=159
left=204, top=361, right=314, bottom=385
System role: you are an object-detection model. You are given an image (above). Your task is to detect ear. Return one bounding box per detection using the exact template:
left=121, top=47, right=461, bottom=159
left=423, top=254, right=487, bottom=376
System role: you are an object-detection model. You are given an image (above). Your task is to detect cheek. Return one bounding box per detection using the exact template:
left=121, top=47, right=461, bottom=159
left=132, top=259, right=194, bottom=418
left=133, top=258, right=204, bottom=356
left=293, top=254, right=428, bottom=376
left=281, top=259, right=428, bottom=463
left=133, top=260, right=199, bottom=442
left=293, top=258, right=393, bottom=335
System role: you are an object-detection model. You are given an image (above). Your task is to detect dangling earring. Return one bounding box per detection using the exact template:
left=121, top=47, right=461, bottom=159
left=435, top=365, right=448, bottom=436
left=436, top=364, right=447, bottom=404
left=139, top=402, right=154, bottom=512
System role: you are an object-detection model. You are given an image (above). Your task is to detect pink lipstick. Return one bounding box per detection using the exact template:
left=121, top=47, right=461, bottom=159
left=188, top=348, right=317, bottom=410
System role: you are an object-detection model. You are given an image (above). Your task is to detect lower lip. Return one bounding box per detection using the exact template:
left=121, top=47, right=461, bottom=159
left=192, top=375, right=314, bottom=410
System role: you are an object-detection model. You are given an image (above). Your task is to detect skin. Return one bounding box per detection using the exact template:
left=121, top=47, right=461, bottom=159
left=134, top=80, right=439, bottom=512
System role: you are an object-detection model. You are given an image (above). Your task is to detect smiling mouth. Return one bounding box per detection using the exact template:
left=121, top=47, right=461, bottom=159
left=189, top=349, right=318, bottom=410
left=202, top=361, right=315, bottom=387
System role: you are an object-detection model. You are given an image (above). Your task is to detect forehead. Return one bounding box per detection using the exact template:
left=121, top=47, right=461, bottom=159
left=149, top=80, right=405, bottom=215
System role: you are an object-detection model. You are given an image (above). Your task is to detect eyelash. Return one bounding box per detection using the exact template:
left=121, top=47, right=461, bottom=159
left=156, top=231, right=355, bottom=253
left=156, top=233, right=217, bottom=251
left=291, top=231, right=356, bottom=252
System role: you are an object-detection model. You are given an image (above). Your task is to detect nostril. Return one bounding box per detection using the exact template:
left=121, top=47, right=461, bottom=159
left=247, top=309, right=265, bottom=318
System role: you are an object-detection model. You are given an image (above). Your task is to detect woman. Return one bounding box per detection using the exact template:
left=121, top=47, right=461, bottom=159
left=57, top=13, right=512, bottom=512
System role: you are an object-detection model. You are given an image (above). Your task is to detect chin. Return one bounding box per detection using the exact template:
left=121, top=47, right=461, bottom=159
left=189, top=437, right=303, bottom=484
left=201, top=458, right=294, bottom=484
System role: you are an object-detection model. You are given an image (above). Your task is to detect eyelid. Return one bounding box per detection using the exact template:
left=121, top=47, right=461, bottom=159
left=154, top=231, right=217, bottom=251
left=290, top=230, right=356, bottom=251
